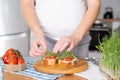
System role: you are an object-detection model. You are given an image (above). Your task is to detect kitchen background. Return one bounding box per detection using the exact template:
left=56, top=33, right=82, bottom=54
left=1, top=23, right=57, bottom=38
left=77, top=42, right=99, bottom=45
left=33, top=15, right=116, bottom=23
left=0, top=0, right=30, bottom=57
left=98, top=0, right=120, bottom=19
left=0, top=0, right=120, bottom=57
left=98, top=0, right=120, bottom=30
left=89, top=0, right=120, bottom=50
left=89, top=0, right=120, bottom=60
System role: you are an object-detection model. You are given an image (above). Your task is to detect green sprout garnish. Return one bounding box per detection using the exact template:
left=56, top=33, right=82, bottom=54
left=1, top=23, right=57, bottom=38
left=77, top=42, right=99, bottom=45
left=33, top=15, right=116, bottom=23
left=45, top=51, right=56, bottom=57
left=58, top=51, right=75, bottom=59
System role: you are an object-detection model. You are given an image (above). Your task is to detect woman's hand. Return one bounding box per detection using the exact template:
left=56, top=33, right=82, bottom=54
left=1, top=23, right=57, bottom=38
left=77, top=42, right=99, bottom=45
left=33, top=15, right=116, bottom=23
left=21, top=0, right=48, bottom=57
left=29, top=38, right=47, bottom=57
left=53, top=35, right=80, bottom=53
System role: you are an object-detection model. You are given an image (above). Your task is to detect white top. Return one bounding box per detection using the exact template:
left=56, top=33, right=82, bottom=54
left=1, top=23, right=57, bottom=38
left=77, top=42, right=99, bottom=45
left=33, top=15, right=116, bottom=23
left=35, top=0, right=87, bottom=40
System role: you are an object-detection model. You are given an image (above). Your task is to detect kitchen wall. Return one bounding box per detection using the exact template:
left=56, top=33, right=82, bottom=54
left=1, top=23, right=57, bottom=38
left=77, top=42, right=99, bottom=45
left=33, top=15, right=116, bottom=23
left=98, top=0, right=120, bottom=19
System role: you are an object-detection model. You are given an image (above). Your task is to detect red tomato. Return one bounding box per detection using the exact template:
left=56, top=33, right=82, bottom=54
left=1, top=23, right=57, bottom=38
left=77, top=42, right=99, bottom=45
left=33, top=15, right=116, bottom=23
left=2, top=55, right=9, bottom=64
left=2, top=48, right=25, bottom=65
left=8, top=57, right=18, bottom=65
left=44, top=56, right=51, bottom=60
left=8, top=53, right=17, bottom=58
left=61, top=57, right=72, bottom=61
left=18, top=57, right=25, bottom=64
left=2, top=48, right=26, bottom=65
left=5, top=48, right=13, bottom=56
left=44, top=55, right=57, bottom=59
left=49, top=56, right=57, bottom=59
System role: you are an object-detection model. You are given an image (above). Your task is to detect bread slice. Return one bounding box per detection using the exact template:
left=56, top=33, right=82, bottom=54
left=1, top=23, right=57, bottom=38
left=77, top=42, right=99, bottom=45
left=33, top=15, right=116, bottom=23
left=58, top=57, right=78, bottom=67
left=42, top=58, right=57, bottom=65
left=42, top=51, right=57, bottom=65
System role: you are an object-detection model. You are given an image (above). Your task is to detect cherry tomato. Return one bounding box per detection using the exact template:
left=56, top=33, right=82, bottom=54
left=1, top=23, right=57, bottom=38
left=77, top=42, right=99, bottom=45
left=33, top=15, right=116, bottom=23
left=2, top=48, right=25, bottom=65
left=2, top=55, right=9, bottom=64
left=18, top=57, right=25, bottom=64
left=8, top=52, right=17, bottom=58
left=8, top=57, right=18, bottom=65
left=5, top=48, right=13, bottom=56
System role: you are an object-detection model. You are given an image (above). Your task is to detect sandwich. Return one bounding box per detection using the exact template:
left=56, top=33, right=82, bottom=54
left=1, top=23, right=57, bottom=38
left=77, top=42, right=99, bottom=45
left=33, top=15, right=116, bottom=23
left=58, top=51, right=78, bottom=67
left=42, top=51, right=57, bottom=65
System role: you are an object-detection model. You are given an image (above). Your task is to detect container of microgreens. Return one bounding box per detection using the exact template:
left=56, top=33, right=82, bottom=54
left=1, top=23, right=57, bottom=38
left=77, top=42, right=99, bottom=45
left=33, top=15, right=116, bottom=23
left=96, top=31, right=120, bottom=80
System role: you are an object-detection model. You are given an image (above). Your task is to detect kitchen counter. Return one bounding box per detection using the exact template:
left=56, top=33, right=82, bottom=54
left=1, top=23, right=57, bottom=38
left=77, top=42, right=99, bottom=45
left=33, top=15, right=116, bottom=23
left=0, top=57, right=107, bottom=80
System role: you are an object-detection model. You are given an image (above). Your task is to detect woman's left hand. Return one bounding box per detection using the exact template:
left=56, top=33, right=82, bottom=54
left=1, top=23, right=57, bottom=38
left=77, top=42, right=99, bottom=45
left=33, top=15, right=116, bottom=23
left=53, top=35, right=80, bottom=53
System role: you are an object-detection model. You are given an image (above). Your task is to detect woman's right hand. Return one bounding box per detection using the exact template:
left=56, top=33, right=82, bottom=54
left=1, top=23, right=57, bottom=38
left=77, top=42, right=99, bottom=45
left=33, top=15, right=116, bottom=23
left=29, top=38, right=47, bottom=57
left=21, top=0, right=48, bottom=57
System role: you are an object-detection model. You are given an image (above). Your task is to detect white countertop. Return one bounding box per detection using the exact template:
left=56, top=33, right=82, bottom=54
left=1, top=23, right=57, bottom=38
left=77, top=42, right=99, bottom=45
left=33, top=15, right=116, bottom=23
left=75, top=62, right=107, bottom=80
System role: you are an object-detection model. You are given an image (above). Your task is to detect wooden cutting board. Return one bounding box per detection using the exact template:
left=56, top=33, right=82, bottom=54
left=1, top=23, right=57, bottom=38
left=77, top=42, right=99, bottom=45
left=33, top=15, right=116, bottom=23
left=56, top=74, right=88, bottom=80
left=34, top=59, right=88, bottom=74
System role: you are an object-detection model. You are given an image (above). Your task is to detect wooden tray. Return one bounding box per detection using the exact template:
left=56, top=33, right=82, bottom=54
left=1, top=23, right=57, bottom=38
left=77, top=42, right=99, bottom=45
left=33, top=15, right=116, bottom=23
left=56, top=74, right=88, bottom=80
left=33, top=59, right=88, bottom=74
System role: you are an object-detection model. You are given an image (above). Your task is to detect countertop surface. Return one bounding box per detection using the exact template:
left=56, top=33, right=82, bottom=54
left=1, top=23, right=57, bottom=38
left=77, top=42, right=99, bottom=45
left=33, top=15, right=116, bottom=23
left=75, top=62, right=107, bottom=80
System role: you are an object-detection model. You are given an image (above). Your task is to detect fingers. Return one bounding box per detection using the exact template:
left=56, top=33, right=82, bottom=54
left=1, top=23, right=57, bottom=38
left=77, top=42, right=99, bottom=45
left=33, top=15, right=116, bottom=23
left=41, top=42, right=48, bottom=51
left=53, top=41, right=63, bottom=53
left=32, top=41, right=41, bottom=53
left=67, top=43, right=74, bottom=52
left=30, top=36, right=78, bottom=56
left=29, top=44, right=46, bottom=57
left=59, top=41, right=69, bottom=52
left=29, top=49, right=44, bottom=57
left=53, top=37, right=73, bottom=53
left=29, top=40, right=47, bottom=57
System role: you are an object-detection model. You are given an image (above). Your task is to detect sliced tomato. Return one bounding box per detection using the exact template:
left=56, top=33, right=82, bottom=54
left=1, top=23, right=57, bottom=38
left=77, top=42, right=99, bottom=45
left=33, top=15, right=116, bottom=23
left=61, top=57, right=73, bottom=61
left=44, top=55, right=57, bottom=59
left=44, top=56, right=51, bottom=60
left=49, top=56, right=57, bottom=59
